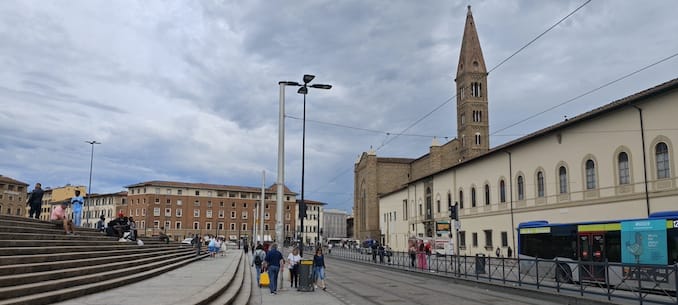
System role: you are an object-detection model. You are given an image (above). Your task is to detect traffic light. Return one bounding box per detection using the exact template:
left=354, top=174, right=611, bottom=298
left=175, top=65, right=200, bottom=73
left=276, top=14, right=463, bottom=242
left=449, top=202, right=458, bottom=221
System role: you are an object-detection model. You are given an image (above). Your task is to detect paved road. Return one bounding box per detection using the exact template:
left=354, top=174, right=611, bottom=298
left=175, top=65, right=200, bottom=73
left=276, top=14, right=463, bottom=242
left=323, top=256, right=582, bottom=305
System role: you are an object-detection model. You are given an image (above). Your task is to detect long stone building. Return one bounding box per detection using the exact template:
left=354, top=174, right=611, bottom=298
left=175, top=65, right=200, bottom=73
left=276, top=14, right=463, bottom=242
left=355, top=6, right=678, bottom=259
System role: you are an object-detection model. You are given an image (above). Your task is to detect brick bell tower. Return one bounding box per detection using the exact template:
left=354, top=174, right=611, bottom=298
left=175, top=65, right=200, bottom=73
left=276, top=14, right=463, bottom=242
left=456, top=5, right=489, bottom=160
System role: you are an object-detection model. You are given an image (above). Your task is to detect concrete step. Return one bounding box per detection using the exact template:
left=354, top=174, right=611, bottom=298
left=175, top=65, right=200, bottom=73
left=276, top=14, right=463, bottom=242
left=0, top=244, right=193, bottom=256
left=0, top=218, right=63, bottom=229
left=0, top=247, right=190, bottom=277
left=0, top=253, right=209, bottom=305
left=0, top=225, right=104, bottom=236
left=0, top=250, right=200, bottom=301
left=0, top=232, right=116, bottom=241
left=232, top=254, right=253, bottom=305
left=205, top=253, right=247, bottom=305
left=0, top=246, right=181, bottom=265
left=0, top=248, right=195, bottom=288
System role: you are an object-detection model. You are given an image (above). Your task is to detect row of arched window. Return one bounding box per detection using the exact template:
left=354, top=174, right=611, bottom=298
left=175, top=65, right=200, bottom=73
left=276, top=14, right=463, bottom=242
left=454, top=141, right=672, bottom=208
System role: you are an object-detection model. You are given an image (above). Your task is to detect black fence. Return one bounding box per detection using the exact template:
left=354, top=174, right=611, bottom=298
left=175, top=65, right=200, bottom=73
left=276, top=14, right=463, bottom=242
left=328, top=247, right=678, bottom=305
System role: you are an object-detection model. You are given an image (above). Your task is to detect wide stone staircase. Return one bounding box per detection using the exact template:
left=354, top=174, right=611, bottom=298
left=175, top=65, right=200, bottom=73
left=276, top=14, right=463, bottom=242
left=0, top=215, right=251, bottom=305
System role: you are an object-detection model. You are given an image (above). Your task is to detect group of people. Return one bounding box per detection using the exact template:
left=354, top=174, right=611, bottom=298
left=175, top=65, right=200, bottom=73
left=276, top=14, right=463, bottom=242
left=25, top=183, right=139, bottom=242
left=207, top=236, right=228, bottom=257
left=252, top=243, right=327, bottom=295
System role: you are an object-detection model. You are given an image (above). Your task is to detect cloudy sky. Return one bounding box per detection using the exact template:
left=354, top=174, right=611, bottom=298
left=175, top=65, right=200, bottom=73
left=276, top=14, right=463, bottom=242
left=1, top=0, right=677, bottom=213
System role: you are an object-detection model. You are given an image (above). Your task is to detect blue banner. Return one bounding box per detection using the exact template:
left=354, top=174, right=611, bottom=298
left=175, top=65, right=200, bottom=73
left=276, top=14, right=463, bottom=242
left=621, top=220, right=667, bottom=265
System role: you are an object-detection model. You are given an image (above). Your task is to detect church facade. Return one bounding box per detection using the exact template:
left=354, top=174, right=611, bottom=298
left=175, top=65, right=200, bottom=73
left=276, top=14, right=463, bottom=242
left=354, top=7, right=678, bottom=256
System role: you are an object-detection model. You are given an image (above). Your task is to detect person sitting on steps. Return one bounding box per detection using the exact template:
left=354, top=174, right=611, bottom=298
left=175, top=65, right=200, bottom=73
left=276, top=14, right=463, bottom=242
left=50, top=201, right=76, bottom=235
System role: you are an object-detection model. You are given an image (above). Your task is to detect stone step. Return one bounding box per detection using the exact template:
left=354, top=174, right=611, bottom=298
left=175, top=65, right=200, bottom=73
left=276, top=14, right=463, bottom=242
left=0, top=253, right=209, bottom=305
left=0, top=218, right=63, bottom=229
left=205, top=253, right=247, bottom=305
left=0, top=247, right=190, bottom=277
left=0, top=225, right=104, bottom=236
left=0, top=244, right=194, bottom=256
left=0, top=250, right=199, bottom=300
left=0, top=248, right=195, bottom=288
left=0, top=232, right=115, bottom=241
left=0, top=246, right=179, bottom=265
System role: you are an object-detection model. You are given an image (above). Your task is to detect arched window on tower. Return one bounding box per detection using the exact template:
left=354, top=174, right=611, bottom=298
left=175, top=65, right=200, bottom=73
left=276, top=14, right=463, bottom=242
left=475, top=133, right=481, bottom=146
left=471, top=82, right=482, bottom=97
left=473, top=111, right=482, bottom=122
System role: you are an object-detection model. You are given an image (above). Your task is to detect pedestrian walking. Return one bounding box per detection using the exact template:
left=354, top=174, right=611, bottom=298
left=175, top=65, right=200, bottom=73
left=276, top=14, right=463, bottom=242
left=287, top=247, right=301, bottom=288
left=378, top=243, right=385, bottom=264
left=507, top=246, right=513, bottom=258
left=70, top=190, right=84, bottom=227
left=128, top=217, right=137, bottom=241
left=264, top=243, right=284, bottom=294
left=495, top=247, right=501, bottom=258
left=409, top=244, right=416, bottom=267
left=417, top=242, right=427, bottom=269
left=26, top=183, right=44, bottom=219
left=252, top=244, right=266, bottom=285
left=313, top=247, right=327, bottom=291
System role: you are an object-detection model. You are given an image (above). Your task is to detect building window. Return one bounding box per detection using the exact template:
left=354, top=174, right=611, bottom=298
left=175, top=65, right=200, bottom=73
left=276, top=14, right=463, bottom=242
left=153, top=221, right=160, bottom=229
left=194, top=200, right=200, bottom=206
left=164, top=221, right=170, bottom=230
left=517, top=176, right=524, bottom=200
left=230, top=211, right=236, bottom=219
left=586, top=159, right=596, bottom=189
left=558, top=166, right=568, bottom=193
left=207, top=191, right=212, bottom=197
left=193, top=222, right=199, bottom=230
left=403, top=200, right=408, bottom=220
left=241, top=223, right=247, bottom=231
left=195, top=190, right=200, bottom=196
left=656, top=142, right=670, bottom=179
left=537, top=171, right=545, bottom=197
left=166, top=199, right=171, bottom=205
left=155, top=188, right=160, bottom=194
left=242, top=211, right=248, bottom=219
left=436, top=200, right=440, bottom=213
left=471, top=82, right=482, bottom=97
left=501, top=232, right=508, bottom=247
left=207, top=201, right=212, bottom=208
left=154, top=198, right=160, bottom=204
left=459, top=231, right=466, bottom=248
left=166, top=189, right=171, bottom=195
left=194, top=209, right=200, bottom=217
left=175, top=221, right=182, bottom=229
left=218, top=210, right=224, bottom=218
left=484, top=184, right=490, bottom=205
left=177, top=190, right=182, bottom=195
left=472, top=110, right=482, bottom=122
left=471, top=187, right=476, bottom=207
left=472, top=232, right=478, bottom=247
left=218, top=222, right=224, bottom=230
left=206, top=222, right=212, bottom=230
left=229, top=223, right=235, bottom=230
left=164, top=208, right=171, bottom=217
left=618, top=152, right=630, bottom=184
left=459, top=190, right=464, bottom=209
left=499, top=180, right=506, bottom=203
left=475, top=133, right=481, bottom=146
left=176, top=208, right=182, bottom=217
left=206, top=210, right=213, bottom=218
left=177, top=200, right=182, bottom=206
left=484, top=230, right=493, bottom=248
left=265, top=212, right=270, bottom=220
left=153, top=207, right=160, bottom=216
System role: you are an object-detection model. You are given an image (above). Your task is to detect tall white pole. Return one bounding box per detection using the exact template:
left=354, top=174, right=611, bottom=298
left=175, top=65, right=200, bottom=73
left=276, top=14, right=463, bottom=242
left=276, top=84, right=285, bottom=244
left=260, top=170, right=265, bottom=244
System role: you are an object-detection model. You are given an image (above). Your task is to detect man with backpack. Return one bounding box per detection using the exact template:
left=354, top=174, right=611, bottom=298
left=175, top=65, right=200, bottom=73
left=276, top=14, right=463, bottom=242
left=252, top=244, right=266, bottom=286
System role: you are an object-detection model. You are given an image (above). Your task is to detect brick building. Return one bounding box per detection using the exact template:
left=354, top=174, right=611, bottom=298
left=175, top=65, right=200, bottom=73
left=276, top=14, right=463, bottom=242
left=125, top=181, right=297, bottom=243
left=0, top=175, right=29, bottom=217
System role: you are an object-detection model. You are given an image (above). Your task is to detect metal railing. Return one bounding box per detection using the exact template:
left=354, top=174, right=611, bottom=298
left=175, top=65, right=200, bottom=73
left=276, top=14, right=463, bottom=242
left=328, top=247, right=677, bottom=305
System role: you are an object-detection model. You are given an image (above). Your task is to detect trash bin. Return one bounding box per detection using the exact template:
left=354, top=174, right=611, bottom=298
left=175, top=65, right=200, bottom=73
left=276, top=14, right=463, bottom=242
left=475, top=253, right=486, bottom=274
left=298, top=259, right=315, bottom=292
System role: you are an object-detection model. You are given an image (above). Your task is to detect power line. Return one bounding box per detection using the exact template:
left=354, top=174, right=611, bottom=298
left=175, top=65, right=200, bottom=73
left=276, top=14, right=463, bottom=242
left=285, top=115, right=453, bottom=139
left=488, top=0, right=592, bottom=74
left=491, top=51, right=678, bottom=136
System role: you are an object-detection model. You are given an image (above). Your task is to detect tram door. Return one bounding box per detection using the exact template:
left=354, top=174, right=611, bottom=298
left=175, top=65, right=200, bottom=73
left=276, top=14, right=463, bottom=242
left=578, top=232, right=606, bottom=281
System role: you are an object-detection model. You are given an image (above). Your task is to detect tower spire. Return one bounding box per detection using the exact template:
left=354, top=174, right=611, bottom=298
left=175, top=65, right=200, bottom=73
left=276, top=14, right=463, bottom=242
left=455, top=5, right=489, bottom=159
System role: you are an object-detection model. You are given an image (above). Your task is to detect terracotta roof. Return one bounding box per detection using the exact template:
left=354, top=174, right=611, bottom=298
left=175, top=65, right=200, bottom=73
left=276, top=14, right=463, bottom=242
left=0, top=175, right=28, bottom=186
left=296, top=199, right=327, bottom=206
left=125, top=180, right=297, bottom=195
left=89, top=191, right=128, bottom=198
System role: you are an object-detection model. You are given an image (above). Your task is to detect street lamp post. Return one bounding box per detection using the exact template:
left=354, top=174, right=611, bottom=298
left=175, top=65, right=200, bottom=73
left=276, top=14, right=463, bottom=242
left=278, top=75, right=331, bottom=256
left=85, top=140, right=101, bottom=227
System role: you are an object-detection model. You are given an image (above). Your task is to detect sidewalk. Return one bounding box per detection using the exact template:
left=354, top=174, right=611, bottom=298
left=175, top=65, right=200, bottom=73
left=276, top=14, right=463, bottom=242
left=248, top=248, right=344, bottom=305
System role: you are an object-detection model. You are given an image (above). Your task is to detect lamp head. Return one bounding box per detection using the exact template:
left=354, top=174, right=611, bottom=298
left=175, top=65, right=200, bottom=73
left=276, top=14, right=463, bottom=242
left=303, top=74, right=315, bottom=84
left=279, top=81, right=301, bottom=86
left=310, top=84, right=332, bottom=90
left=297, top=86, right=308, bottom=95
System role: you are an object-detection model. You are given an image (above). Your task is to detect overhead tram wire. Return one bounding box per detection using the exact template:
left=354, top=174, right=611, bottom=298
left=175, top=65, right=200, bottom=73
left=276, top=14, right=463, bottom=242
left=285, top=114, right=452, bottom=139
left=373, top=0, right=592, bottom=151
left=491, top=51, right=678, bottom=136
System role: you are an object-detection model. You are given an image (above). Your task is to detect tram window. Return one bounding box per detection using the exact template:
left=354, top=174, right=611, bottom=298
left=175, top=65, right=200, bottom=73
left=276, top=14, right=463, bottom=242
left=605, top=231, right=621, bottom=263
left=669, top=228, right=678, bottom=264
